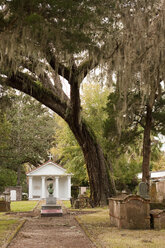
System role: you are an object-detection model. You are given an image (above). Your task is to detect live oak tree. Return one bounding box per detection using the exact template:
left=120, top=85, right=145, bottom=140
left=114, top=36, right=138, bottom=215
left=0, top=0, right=164, bottom=204
left=0, top=0, right=118, bottom=206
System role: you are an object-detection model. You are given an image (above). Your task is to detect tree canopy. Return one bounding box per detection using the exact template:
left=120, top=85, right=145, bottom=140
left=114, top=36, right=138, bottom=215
left=0, top=0, right=165, bottom=205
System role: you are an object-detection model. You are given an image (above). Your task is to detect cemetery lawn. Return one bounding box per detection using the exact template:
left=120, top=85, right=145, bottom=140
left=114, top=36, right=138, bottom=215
left=61, top=200, right=71, bottom=208
left=0, top=201, right=39, bottom=247
left=0, top=213, right=23, bottom=247
left=11, top=200, right=38, bottom=212
left=77, top=208, right=165, bottom=248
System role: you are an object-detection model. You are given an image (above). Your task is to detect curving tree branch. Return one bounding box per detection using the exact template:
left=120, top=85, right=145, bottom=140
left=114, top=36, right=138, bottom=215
left=0, top=72, right=70, bottom=120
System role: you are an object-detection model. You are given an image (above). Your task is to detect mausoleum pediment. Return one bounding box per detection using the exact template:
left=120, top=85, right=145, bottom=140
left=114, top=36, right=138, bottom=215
left=27, top=161, right=69, bottom=176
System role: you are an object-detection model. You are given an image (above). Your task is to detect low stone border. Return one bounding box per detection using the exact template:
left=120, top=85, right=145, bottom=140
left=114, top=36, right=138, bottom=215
left=75, top=216, right=97, bottom=248
left=33, top=200, right=41, bottom=211
left=2, top=219, right=26, bottom=248
left=1, top=201, right=40, bottom=248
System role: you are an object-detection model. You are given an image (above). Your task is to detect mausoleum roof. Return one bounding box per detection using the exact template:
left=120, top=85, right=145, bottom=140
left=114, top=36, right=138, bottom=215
left=26, top=160, right=72, bottom=177
left=137, top=170, right=165, bottom=180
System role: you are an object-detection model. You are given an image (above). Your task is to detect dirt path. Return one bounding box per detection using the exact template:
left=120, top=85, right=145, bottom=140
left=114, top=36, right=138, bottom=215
left=8, top=211, right=95, bottom=248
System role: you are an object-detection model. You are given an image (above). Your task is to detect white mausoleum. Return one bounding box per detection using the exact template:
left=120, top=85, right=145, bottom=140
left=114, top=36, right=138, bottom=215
left=138, top=170, right=165, bottom=181
left=26, top=160, right=72, bottom=200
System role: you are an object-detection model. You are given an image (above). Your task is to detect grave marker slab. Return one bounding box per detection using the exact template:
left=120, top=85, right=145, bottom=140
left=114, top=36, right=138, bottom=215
left=139, top=182, right=149, bottom=199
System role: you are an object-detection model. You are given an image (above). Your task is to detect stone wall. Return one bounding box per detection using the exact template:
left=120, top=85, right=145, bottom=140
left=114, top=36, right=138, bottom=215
left=109, top=194, right=150, bottom=229
left=150, top=181, right=165, bottom=203
left=5, top=186, right=22, bottom=201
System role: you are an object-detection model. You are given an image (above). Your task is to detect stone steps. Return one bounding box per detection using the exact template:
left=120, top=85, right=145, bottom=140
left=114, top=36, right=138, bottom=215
left=41, top=205, right=63, bottom=217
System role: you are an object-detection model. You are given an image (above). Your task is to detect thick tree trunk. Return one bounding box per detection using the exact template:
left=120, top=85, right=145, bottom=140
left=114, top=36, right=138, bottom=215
left=17, top=166, right=21, bottom=186
left=66, top=70, right=116, bottom=206
left=4, top=70, right=117, bottom=206
left=142, top=105, right=152, bottom=186
left=68, top=120, right=116, bottom=206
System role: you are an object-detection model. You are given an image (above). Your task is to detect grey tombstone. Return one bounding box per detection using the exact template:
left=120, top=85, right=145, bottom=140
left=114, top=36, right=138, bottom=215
left=138, top=182, right=149, bottom=199
left=46, top=195, right=57, bottom=205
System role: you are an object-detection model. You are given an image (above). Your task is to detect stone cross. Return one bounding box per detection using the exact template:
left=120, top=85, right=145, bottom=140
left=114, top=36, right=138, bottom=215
left=48, top=154, right=53, bottom=160
left=138, top=182, right=149, bottom=199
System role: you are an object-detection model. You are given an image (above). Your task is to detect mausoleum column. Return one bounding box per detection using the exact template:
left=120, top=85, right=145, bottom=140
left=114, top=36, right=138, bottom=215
left=29, top=176, right=33, bottom=199
left=41, top=176, right=46, bottom=199
left=55, top=176, right=59, bottom=199
left=67, top=175, right=71, bottom=199
left=53, top=178, right=56, bottom=197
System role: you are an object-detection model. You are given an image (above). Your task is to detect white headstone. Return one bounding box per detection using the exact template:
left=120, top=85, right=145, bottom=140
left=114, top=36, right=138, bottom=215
left=10, top=190, right=16, bottom=201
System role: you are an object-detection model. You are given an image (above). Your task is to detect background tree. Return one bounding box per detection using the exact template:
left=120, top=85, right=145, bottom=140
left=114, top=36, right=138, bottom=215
left=0, top=87, right=55, bottom=191
left=0, top=168, right=17, bottom=193
left=104, top=85, right=165, bottom=189
left=0, top=85, right=12, bottom=163
left=106, top=1, right=165, bottom=183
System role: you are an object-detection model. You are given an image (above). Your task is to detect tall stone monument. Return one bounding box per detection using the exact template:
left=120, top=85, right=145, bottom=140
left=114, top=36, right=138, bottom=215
left=41, top=182, right=63, bottom=217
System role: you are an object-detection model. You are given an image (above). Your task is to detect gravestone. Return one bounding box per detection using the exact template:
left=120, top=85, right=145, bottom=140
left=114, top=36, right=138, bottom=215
left=72, top=194, right=91, bottom=209
left=10, top=190, right=16, bottom=201
left=0, top=201, right=10, bottom=212
left=0, top=192, right=11, bottom=212
left=41, top=183, right=62, bottom=217
left=109, top=194, right=150, bottom=229
left=139, top=182, right=149, bottom=199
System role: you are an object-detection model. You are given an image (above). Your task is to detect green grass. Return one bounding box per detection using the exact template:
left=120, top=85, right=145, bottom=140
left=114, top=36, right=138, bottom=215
left=0, top=219, right=18, bottom=230
left=61, top=200, right=71, bottom=208
left=0, top=201, right=38, bottom=246
left=71, top=206, right=108, bottom=212
left=0, top=213, right=21, bottom=247
left=77, top=209, right=165, bottom=248
left=11, top=200, right=38, bottom=212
